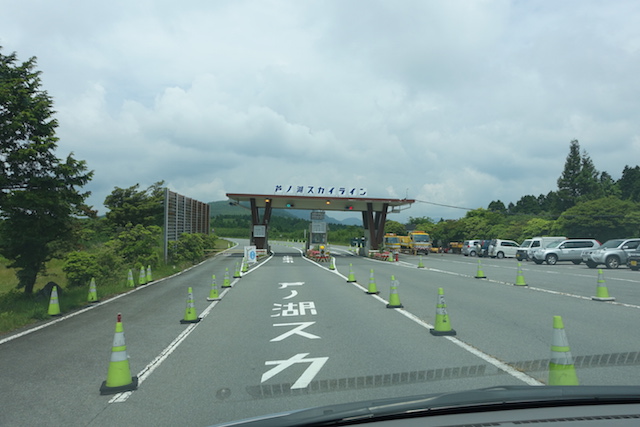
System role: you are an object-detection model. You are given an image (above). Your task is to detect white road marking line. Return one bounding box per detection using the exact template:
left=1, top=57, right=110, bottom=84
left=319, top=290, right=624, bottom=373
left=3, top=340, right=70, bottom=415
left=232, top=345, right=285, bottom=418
left=311, top=258, right=544, bottom=386
left=109, top=253, right=275, bottom=404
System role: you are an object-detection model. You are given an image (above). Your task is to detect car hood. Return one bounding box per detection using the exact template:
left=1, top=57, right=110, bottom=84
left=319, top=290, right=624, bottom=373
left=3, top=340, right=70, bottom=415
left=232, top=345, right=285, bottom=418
left=211, top=385, right=640, bottom=426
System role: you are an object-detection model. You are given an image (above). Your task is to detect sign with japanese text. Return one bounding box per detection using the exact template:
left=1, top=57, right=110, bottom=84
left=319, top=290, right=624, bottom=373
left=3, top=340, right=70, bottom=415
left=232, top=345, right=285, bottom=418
left=274, top=185, right=367, bottom=197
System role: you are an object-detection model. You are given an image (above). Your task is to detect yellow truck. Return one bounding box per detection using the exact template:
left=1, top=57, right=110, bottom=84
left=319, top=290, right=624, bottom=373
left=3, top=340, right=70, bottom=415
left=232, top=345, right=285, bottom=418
left=383, top=233, right=401, bottom=252
left=399, top=231, right=432, bottom=255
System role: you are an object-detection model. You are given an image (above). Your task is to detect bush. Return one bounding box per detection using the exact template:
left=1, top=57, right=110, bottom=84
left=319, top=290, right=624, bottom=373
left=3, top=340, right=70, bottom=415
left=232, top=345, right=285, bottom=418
left=62, top=251, right=100, bottom=287
left=107, top=224, right=161, bottom=267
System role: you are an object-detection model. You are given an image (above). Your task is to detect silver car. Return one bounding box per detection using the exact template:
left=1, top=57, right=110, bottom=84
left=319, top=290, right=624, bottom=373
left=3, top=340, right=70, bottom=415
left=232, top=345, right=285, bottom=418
left=530, top=239, right=600, bottom=265
left=462, top=240, right=481, bottom=256
left=582, top=238, right=640, bottom=269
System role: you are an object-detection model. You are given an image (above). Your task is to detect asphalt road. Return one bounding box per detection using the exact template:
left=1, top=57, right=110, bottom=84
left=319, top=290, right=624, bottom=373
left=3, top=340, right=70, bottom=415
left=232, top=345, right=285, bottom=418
left=1, top=241, right=639, bottom=426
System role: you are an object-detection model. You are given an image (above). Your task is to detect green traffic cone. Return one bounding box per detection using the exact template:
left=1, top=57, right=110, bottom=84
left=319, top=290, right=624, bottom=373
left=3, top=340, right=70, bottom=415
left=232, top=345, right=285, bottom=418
left=548, top=316, right=579, bottom=385
left=207, top=274, right=220, bottom=301
left=138, top=266, right=147, bottom=285
left=515, top=262, right=527, bottom=286
left=430, top=287, right=456, bottom=336
left=386, top=275, right=403, bottom=308
left=475, top=259, right=487, bottom=279
left=180, top=287, right=201, bottom=324
left=592, top=269, right=615, bottom=301
left=347, top=263, right=356, bottom=282
left=87, top=278, right=99, bottom=303
left=366, top=269, right=379, bottom=294
left=48, top=285, right=61, bottom=316
left=127, top=269, right=135, bottom=288
left=222, top=268, right=232, bottom=288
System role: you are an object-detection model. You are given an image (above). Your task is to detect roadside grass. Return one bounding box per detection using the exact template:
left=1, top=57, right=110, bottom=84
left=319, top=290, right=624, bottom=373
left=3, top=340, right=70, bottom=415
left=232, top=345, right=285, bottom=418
left=0, top=238, right=232, bottom=336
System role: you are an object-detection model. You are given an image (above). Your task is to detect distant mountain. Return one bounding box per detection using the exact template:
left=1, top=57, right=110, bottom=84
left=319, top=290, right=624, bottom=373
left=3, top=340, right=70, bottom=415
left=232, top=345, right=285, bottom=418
left=208, top=200, right=361, bottom=226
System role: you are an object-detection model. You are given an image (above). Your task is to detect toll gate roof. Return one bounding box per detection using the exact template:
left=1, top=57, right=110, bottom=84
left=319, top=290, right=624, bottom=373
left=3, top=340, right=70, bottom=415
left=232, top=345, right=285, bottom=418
left=226, top=193, right=415, bottom=213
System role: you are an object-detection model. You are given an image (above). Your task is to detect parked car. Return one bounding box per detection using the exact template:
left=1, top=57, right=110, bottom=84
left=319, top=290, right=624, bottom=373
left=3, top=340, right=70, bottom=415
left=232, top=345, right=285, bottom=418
left=530, top=239, right=600, bottom=265
left=627, top=249, right=640, bottom=271
left=478, top=239, right=492, bottom=257
left=462, top=240, right=481, bottom=256
left=581, top=238, right=640, bottom=269
left=488, top=239, right=519, bottom=259
left=515, top=236, right=566, bottom=261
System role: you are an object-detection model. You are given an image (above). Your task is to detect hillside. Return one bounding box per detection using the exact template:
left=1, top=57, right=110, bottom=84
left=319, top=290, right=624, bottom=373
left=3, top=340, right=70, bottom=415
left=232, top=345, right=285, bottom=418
left=208, top=200, right=361, bottom=226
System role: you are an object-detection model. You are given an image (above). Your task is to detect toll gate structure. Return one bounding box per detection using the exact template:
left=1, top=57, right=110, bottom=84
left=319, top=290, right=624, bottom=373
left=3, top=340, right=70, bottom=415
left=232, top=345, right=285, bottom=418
left=226, top=193, right=414, bottom=252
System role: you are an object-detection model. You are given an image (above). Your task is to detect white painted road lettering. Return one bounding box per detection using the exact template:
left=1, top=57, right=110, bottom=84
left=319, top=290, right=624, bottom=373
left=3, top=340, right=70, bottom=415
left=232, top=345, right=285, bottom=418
left=283, top=290, right=298, bottom=299
left=261, top=353, right=329, bottom=389
left=271, top=302, right=318, bottom=317
left=278, top=282, right=305, bottom=289
left=271, top=322, right=321, bottom=342
left=283, top=256, right=294, bottom=263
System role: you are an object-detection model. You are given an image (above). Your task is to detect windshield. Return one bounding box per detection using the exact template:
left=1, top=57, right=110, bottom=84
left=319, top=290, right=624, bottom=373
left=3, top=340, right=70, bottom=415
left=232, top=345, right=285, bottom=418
left=2, top=2, right=639, bottom=427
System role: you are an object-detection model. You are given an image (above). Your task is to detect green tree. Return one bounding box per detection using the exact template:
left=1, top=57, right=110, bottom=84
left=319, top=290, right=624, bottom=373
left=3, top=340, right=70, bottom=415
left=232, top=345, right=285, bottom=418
left=104, top=181, right=165, bottom=229
left=170, top=233, right=206, bottom=264
left=556, top=197, right=639, bottom=242
left=618, top=165, right=640, bottom=202
left=107, top=224, right=161, bottom=267
left=487, top=200, right=507, bottom=213
left=557, top=140, right=600, bottom=210
left=511, top=195, right=541, bottom=215
left=599, top=171, right=619, bottom=198
left=384, top=220, right=406, bottom=235
left=0, top=49, right=93, bottom=295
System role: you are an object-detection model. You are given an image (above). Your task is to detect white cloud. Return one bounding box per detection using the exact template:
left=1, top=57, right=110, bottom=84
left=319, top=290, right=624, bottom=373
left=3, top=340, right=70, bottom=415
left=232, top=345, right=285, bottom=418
left=2, top=0, right=640, bottom=219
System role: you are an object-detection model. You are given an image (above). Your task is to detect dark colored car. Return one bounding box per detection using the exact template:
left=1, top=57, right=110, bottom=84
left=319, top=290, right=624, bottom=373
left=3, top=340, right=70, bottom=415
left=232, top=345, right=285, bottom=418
left=628, top=250, right=640, bottom=271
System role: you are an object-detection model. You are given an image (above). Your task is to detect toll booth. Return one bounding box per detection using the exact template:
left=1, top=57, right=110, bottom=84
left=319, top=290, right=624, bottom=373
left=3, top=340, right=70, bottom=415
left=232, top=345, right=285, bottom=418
left=308, top=221, right=328, bottom=251
left=306, top=211, right=330, bottom=261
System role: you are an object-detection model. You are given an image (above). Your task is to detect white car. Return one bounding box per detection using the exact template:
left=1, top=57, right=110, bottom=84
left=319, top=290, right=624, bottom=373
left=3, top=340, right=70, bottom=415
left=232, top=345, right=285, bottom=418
left=488, top=239, right=520, bottom=259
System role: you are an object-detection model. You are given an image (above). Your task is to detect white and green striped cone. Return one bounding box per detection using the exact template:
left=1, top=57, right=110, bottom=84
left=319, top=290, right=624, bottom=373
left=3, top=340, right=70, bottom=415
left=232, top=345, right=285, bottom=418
left=366, top=269, right=379, bottom=294
left=100, top=313, right=138, bottom=395
left=548, top=315, right=579, bottom=385
left=180, top=287, right=201, bottom=324
left=417, top=256, right=425, bottom=268
left=329, top=257, right=335, bottom=270
left=514, top=262, right=527, bottom=286
left=222, top=268, right=232, bottom=288
left=233, top=262, right=242, bottom=278
left=207, top=274, right=220, bottom=301
left=592, top=269, right=615, bottom=301
left=138, top=266, right=147, bottom=286
left=47, top=285, right=61, bottom=316
left=347, top=264, right=356, bottom=282
left=430, top=287, right=456, bottom=336
left=386, top=276, right=403, bottom=308
left=475, top=259, right=487, bottom=279
left=87, top=277, right=99, bottom=303
left=146, top=265, right=152, bottom=283
left=127, top=269, right=135, bottom=288
left=242, top=257, right=249, bottom=273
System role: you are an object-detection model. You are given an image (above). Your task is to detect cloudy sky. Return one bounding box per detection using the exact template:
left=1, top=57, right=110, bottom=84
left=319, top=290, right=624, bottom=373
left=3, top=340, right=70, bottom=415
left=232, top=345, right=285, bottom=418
left=2, top=0, right=639, bottom=221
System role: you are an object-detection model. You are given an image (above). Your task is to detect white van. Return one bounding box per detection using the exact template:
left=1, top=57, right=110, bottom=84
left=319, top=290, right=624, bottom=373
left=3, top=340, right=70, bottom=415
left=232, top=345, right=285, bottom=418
left=516, top=236, right=566, bottom=261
